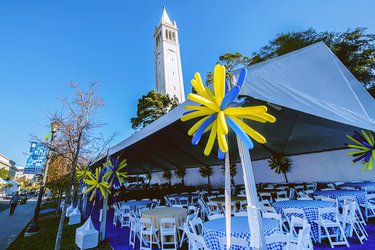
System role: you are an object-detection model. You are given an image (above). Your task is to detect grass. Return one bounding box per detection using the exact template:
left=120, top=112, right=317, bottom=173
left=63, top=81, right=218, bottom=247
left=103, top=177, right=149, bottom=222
left=40, top=201, right=57, bottom=210
left=8, top=213, right=112, bottom=250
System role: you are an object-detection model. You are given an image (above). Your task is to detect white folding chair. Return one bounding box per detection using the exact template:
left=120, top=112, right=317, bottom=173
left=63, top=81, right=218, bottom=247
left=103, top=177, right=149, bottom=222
left=160, top=217, right=177, bottom=250
left=206, top=201, right=221, bottom=215
left=313, top=207, right=349, bottom=247
left=289, top=216, right=308, bottom=244
left=265, top=234, right=289, bottom=249
left=259, top=192, right=273, bottom=203
left=189, top=217, right=203, bottom=235
left=262, top=212, right=284, bottom=231
left=277, top=191, right=288, bottom=199
left=140, top=217, right=160, bottom=250
left=361, top=193, right=375, bottom=221
left=290, top=224, right=313, bottom=250
left=218, top=237, right=249, bottom=250
left=129, top=213, right=141, bottom=249
left=185, top=224, right=208, bottom=250
left=283, top=207, right=316, bottom=243
left=276, top=198, right=290, bottom=202
left=120, top=205, right=131, bottom=228
left=344, top=202, right=367, bottom=244
left=179, top=197, right=189, bottom=207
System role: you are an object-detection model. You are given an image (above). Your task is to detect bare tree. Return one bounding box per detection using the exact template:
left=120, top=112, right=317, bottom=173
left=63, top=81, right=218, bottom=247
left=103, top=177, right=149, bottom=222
left=49, top=82, right=116, bottom=250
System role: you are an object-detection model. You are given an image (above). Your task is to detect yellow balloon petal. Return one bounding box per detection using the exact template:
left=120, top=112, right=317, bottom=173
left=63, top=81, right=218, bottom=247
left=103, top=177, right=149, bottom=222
left=185, top=105, right=209, bottom=111
left=204, top=121, right=217, bottom=156
left=187, top=93, right=220, bottom=112
left=188, top=116, right=210, bottom=136
left=224, top=106, right=268, bottom=116
left=230, top=115, right=267, bottom=144
left=217, top=128, right=228, bottom=152
left=181, top=109, right=213, bottom=122
left=213, top=64, right=225, bottom=106
left=239, top=115, right=268, bottom=123
left=217, top=111, right=228, bottom=135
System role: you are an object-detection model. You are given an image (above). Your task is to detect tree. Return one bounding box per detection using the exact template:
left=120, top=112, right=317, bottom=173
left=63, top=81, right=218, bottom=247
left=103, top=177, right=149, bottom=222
left=220, top=163, right=237, bottom=187
left=51, top=82, right=114, bottom=250
left=199, top=165, right=213, bottom=192
left=175, top=168, right=186, bottom=185
left=162, top=170, right=172, bottom=185
left=268, top=154, right=292, bottom=183
left=130, top=90, right=179, bottom=131
left=0, top=168, right=11, bottom=180
left=250, top=28, right=375, bottom=89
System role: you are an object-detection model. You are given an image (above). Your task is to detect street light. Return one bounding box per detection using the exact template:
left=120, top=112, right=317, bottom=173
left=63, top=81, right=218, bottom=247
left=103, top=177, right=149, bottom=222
left=25, top=121, right=59, bottom=235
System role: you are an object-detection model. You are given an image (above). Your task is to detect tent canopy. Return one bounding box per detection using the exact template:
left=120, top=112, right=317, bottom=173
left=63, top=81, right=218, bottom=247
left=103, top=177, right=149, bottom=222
left=94, top=42, right=375, bottom=174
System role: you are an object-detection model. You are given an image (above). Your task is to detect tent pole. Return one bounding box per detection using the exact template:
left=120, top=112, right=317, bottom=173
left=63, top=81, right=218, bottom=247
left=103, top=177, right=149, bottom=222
left=100, top=195, right=108, bottom=241
left=225, top=152, right=231, bottom=249
left=236, top=136, right=266, bottom=249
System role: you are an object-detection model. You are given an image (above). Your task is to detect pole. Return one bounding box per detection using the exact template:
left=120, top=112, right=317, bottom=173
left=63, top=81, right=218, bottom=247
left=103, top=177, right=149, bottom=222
left=236, top=136, right=266, bottom=249
left=100, top=152, right=110, bottom=241
left=25, top=132, right=56, bottom=235
left=224, top=152, right=231, bottom=249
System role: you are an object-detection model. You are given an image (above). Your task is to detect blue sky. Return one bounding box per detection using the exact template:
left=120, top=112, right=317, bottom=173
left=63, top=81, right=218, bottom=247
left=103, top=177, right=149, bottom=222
left=0, top=0, right=374, bottom=166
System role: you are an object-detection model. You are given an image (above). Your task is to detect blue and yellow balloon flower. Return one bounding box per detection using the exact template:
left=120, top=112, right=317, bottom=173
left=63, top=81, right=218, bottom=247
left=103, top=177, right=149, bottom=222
left=346, top=130, right=375, bottom=171
left=181, top=64, right=276, bottom=159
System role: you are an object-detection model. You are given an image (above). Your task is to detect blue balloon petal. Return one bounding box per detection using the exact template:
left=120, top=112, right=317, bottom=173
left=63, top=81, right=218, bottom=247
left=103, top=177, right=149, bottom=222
left=220, top=86, right=240, bottom=110
left=227, top=116, right=254, bottom=150
left=353, top=153, right=367, bottom=163
left=365, top=152, right=372, bottom=162
left=228, top=97, right=246, bottom=107
left=192, top=114, right=216, bottom=145
left=218, top=148, right=225, bottom=160
left=236, top=68, right=247, bottom=90
left=183, top=110, right=195, bottom=116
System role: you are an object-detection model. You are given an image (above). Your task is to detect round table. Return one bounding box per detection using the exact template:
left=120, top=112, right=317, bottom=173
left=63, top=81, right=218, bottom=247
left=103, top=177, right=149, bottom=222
left=314, top=190, right=366, bottom=205
left=203, top=217, right=284, bottom=250
left=142, top=207, right=187, bottom=240
left=121, top=200, right=153, bottom=210
left=273, top=200, right=335, bottom=240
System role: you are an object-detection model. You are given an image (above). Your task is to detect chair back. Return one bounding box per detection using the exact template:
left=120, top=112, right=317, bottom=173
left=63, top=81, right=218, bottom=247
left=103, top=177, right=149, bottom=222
left=283, top=207, right=306, bottom=222
left=265, top=234, right=289, bottom=248
left=297, top=224, right=313, bottom=249
left=277, top=191, right=288, bottom=199
left=160, top=217, right=176, bottom=229
left=185, top=229, right=208, bottom=250
left=262, top=212, right=282, bottom=229
left=318, top=207, right=338, bottom=223
left=261, top=205, right=277, bottom=214
left=189, top=217, right=203, bottom=235
left=290, top=215, right=308, bottom=238
left=218, top=237, right=249, bottom=250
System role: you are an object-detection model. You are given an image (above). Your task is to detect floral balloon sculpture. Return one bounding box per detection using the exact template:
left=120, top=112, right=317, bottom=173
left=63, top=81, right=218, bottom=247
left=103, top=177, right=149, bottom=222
left=103, top=156, right=128, bottom=190
left=181, top=64, right=276, bottom=159
left=84, top=167, right=111, bottom=203
left=346, top=130, right=375, bottom=171
left=75, top=164, right=92, bottom=185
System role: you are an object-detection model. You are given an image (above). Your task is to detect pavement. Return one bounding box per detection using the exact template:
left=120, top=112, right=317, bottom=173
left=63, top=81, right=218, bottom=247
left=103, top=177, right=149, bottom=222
left=0, top=198, right=36, bottom=250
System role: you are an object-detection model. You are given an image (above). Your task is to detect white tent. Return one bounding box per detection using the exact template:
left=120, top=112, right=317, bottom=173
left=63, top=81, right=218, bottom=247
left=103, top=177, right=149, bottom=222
left=94, top=42, right=374, bottom=175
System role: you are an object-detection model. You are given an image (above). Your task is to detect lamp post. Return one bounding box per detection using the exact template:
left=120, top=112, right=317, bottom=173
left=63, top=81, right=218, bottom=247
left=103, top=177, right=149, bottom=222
left=25, top=121, right=59, bottom=235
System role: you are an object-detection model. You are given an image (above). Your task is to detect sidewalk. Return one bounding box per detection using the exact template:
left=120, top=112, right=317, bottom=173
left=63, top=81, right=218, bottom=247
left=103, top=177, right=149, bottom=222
left=0, top=198, right=36, bottom=250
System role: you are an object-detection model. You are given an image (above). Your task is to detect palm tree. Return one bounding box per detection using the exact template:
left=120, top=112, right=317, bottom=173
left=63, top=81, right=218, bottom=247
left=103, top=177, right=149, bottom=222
left=220, top=163, right=237, bottom=187
left=199, top=165, right=213, bottom=192
left=268, top=154, right=292, bottom=183
left=162, top=170, right=172, bottom=185
left=175, top=168, right=186, bottom=185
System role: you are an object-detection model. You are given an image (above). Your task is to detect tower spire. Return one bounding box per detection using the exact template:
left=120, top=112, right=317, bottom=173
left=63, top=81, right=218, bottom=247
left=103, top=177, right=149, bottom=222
left=160, top=6, right=172, bottom=25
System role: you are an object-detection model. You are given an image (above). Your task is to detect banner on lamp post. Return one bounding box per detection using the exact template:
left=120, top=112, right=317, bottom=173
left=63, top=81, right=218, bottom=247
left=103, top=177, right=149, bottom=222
left=24, top=141, right=48, bottom=174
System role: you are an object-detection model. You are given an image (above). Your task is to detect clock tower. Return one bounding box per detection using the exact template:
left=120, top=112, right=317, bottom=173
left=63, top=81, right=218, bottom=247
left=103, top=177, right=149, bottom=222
left=154, top=7, right=185, bottom=102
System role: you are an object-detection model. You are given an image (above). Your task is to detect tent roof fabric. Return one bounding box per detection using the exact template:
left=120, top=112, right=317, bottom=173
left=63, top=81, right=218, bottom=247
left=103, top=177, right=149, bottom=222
left=95, top=42, right=375, bottom=174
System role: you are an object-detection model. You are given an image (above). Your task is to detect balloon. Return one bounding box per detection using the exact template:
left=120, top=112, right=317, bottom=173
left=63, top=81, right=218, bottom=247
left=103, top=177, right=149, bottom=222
left=227, top=116, right=254, bottom=150
left=192, top=114, right=216, bottom=145
left=181, top=64, right=276, bottom=159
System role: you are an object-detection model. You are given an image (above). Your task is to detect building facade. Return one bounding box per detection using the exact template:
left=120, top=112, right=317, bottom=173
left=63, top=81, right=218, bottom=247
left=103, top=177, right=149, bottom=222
left=0, top=153, right=17, bottom=178
left=154, top=7, right=185, bottom=102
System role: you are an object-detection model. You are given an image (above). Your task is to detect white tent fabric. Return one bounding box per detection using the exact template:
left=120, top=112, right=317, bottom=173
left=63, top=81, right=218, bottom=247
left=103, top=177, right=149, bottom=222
left=238, top=41, right=375, bottom=131
left=94, top=42, right=375, bottom=176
